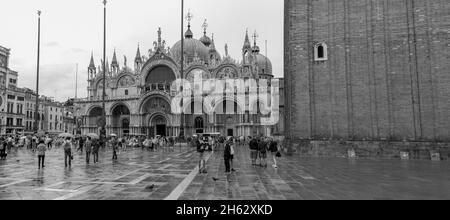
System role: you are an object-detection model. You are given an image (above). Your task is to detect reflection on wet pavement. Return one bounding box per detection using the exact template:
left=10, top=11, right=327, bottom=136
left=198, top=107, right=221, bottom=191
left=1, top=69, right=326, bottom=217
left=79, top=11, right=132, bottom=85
left=1, top=144, right=450, bottom=200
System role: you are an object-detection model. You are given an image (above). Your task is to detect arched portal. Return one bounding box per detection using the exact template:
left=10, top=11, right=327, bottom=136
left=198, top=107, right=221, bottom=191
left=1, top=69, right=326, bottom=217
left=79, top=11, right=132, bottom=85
left=88, top=107, right=103, bottom=127
left=141, top=96, right=172, bottom=138
left=111, top=104, right=130, bottom=137
left=151, top=115, right=168, bottom=137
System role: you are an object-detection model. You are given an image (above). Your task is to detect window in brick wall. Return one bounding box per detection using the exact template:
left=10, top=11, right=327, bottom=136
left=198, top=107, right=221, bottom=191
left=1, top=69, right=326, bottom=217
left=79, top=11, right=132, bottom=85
left=314, top=43, right=328, bottom=61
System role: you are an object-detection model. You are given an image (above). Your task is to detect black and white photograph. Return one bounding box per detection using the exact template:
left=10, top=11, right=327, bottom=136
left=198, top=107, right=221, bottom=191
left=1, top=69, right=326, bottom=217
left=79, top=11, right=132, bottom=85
left=0, top=0, right=450, bottom=204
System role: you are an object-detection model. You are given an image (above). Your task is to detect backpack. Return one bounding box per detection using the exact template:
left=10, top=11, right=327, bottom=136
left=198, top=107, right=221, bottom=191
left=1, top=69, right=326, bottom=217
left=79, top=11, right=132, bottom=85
left=64, top=142, right=71, bottom=151
left=258, top=141, right=267, bottom=153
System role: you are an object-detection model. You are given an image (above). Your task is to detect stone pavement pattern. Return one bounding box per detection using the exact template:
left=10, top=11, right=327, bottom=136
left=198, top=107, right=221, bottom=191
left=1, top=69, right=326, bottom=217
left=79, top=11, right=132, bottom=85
left=1, top=144, right=450, bottom=200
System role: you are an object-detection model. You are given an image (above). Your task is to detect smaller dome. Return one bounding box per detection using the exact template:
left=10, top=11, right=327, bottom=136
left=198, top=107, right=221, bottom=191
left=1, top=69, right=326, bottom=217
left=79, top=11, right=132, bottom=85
left=255, top=54, right=272, bottom=76
left=252, top=45, right=260, bottom=53
left=199, top=34, right=212, bottom=47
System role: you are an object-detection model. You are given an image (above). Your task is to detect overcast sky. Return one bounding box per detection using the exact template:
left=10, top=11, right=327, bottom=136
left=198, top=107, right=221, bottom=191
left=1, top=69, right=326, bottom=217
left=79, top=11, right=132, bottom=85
left=0, top=0, right=283, bottom=102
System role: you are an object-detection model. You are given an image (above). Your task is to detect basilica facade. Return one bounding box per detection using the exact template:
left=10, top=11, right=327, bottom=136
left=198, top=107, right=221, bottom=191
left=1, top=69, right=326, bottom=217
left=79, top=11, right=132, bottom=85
left=74, top=21, right=284, bottom=138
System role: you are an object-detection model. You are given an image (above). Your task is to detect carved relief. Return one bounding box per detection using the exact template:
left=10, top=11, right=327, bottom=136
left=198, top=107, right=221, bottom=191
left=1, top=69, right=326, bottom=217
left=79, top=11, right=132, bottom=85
left=217, top=66, right=237, bottom=79
left=118, top=75, right=135, bottom=87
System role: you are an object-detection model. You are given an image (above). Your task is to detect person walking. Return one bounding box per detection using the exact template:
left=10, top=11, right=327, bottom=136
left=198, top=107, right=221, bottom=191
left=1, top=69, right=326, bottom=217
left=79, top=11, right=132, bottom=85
left=258, top=137, right=268, bottom=167
left=197, top=137, right=207, bottom=174
left=249, top=137, right=258, bottom=166
left=0, top=138, right=7, bottom=160
left=78, top=137, right=84, bottom=152
left=269, top=138, right=280, bottom=169
left=45, top=136, right=51, bottom=149
left=112, top=138, right=118, bottom=161
left=230, top=138, right=236, bottom=172
left=92, top=139, right=99, bottom=163
left=85, top=137, right=92, bottom=164
left=37, top=140, right=46, bottom=169
left=224, top=138, right=232, bottom=174
left=63, top=137, right=73, bottom=168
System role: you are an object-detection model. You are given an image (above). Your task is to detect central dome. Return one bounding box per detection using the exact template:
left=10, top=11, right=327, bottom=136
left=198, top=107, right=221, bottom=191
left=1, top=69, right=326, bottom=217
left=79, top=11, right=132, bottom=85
left=171, top=39, right=210, bottom=64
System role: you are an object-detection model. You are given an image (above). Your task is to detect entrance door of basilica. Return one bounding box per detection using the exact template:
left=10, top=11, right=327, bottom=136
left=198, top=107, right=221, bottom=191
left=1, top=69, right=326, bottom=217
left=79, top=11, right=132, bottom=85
left=156, top=125, right=167, bottom=137
left=151, top=115, right=167, bottom=137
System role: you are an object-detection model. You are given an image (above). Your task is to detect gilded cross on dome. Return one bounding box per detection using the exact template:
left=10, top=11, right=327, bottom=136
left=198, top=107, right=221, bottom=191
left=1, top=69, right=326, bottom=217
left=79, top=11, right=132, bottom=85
left=252, top=31, right=259, bottom=46
left=202, top=19, right=208, bottom=34
left=186, top=10, right=193, bottom=24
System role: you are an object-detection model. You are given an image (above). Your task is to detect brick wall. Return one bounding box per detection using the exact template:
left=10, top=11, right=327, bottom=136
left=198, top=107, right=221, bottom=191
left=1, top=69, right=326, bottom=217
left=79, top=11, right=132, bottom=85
left=285, top=0, right=450, bottom=144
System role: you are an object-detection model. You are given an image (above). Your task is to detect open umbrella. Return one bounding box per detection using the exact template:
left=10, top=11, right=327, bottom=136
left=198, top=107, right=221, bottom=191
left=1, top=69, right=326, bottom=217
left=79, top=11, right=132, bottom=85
left=109, top=134, right=117, bottom=137
left=86, top=133, right=100, bottom=139
left=58, top=133, right=74, bottom=139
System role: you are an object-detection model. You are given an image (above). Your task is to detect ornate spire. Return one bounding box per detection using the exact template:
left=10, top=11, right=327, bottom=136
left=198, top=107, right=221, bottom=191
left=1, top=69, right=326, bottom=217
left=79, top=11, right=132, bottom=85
left=210, top=33, right=216, bottom=51
left=153, top=27, right=167, bottom=54
left=106, top=58, right=110, bottom=74
left=135, top=43, right=142, bottom=63
left=89, top=51, right=96, bottom=69
left=111, top=48, right=118, bottom=66
left=243, top=28, right=251, bottom=50
left=185, top=10, right=194, bottom=38
left=225, top=44, right=229, bottom=57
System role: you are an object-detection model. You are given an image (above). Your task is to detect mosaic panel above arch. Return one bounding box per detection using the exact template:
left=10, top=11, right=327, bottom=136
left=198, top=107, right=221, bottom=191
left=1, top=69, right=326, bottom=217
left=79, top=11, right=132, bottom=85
left=215, top=65, right=239, bottom=79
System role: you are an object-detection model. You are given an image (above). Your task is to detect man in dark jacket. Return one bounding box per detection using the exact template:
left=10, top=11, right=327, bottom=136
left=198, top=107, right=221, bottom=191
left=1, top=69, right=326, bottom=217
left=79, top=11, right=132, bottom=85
left=258, top=138, right=268, bottom=167
left=249, top=137, right=258, bottom=166
left=224, top=139, right=232, bottom=173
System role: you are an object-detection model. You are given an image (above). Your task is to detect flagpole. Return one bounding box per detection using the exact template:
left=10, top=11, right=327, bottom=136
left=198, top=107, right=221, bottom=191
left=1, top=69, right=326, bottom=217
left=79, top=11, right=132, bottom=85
left=180, top=0, right=185, bottom=138
left=34, top=10, right=41, bottom=133
left=101, top=0, right=107, bottom=142
left=75, top=63, right=78, bottom=99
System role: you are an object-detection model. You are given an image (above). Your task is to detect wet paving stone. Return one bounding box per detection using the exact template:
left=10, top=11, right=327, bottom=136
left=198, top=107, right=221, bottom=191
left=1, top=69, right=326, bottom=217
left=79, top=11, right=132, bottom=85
left=1, top=144, right=450, bottom=200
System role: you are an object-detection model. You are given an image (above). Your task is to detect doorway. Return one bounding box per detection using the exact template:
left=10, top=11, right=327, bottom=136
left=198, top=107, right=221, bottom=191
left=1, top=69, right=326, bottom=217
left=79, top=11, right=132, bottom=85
left=156, top=125, right=167, bottom=137
left=151, top=115, right=168, bottom=137
left=227, top=129, right=234, bottom=137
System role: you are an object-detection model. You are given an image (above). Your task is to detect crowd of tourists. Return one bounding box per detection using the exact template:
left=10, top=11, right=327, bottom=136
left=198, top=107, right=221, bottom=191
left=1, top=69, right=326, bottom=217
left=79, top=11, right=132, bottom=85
left=0, top=133, right=283, bottom=175
left=191, top=135, right=283, bottom=175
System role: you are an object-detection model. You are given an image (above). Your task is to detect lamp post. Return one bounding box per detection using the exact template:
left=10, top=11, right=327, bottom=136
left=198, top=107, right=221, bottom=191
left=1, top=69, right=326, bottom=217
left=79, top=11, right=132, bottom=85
left=34, top=10, right=41, bottom=133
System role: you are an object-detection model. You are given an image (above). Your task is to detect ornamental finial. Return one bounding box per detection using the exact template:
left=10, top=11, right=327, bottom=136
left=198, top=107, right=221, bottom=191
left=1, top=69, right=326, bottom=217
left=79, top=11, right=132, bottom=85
left=202, top=19, right=208, bottom=35
left=252, top=31, right=259, bottom=46
left=186, top=9, right=193, bottom=24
